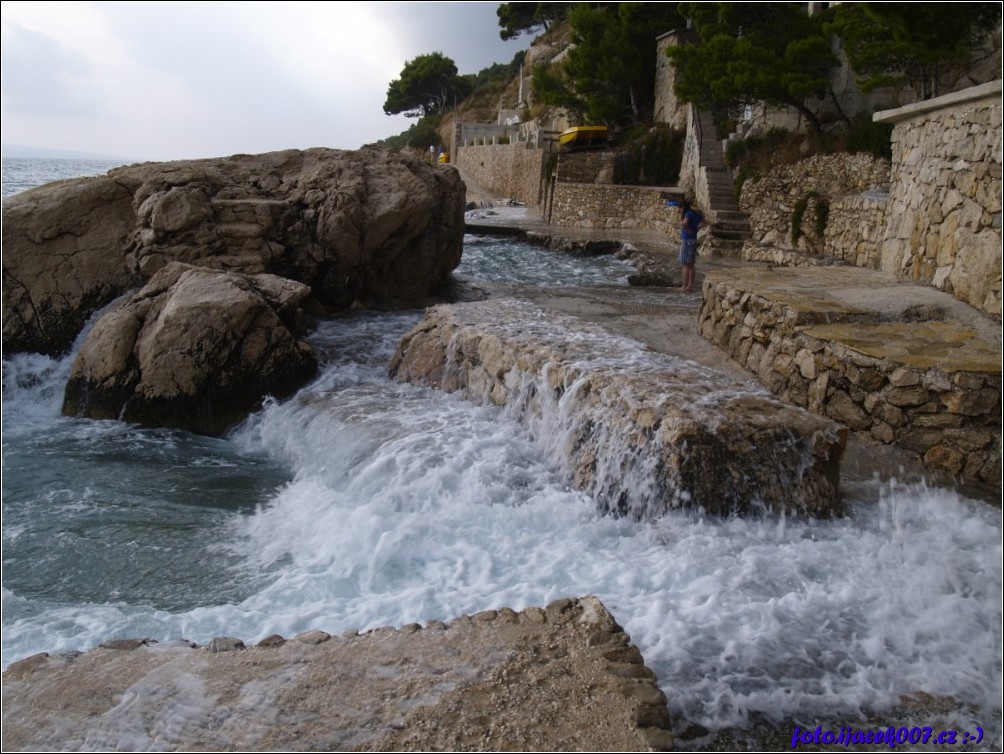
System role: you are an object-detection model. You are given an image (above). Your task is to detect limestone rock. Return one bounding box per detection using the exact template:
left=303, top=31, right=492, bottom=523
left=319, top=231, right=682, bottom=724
left=1, top=175, right=138, bottom=355
left=3, top=147, right=465, bottom=355
left=62, top=263, right=317, bottom=436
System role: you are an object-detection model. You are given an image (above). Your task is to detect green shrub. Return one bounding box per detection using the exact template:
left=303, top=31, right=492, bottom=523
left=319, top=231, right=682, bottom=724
left=791, top=191, right=829, bottom=246
left=612, top=126, right=684, bottom=186
left=845, top=118, right=893, bottom=160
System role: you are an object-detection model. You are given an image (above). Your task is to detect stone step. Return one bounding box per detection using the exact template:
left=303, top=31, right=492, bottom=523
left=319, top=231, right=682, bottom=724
left=704, top=238, right=746, bottom=258
left=709, top=200, right=739, bottom=209
left=710, top=229, right=750, bottom=241
left=713, top=219, right=751, bottom=232
left=716, top=210, right=750, bottom=223
left=709, top=196, right=739, bottom=209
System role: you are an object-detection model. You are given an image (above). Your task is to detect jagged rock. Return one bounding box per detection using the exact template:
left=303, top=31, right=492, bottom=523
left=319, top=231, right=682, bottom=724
left=3, top=147, right=465, bottom=355
left=62, top=263, right=317, bottom=436
left=389, top=298, right=846, bottom=517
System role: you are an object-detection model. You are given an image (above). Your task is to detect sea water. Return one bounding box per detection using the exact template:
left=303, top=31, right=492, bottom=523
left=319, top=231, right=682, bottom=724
left=2, top=160, right=1001, bottom=744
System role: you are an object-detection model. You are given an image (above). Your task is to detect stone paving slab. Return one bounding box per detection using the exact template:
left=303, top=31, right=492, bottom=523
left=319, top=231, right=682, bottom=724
left=1, top=597, right=673, bottom=753
left=699, top=267, right=1001, bottom=492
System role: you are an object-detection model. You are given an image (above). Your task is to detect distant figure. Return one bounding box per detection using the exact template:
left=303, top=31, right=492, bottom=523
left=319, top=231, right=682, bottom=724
left=429, top=145, right=436, bottom=162
left=670, top=197, right=707, bottom=293
left=438, top=150, right=449, bottom=164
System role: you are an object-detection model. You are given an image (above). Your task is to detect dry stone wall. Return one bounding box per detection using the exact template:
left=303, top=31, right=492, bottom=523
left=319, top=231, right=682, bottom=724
left=876, top=82, right=1003, bottom=318
left=737, top=83, right=1002, bottom=318
left=698, top=271, right=1001, bottom=490
left=556, top=151, right=617, bottom=184
left=455, top=143, right=545, bottom=206
left=549, top=183, right=681, bottom=233
left=739, top=153, right=891, bottom=265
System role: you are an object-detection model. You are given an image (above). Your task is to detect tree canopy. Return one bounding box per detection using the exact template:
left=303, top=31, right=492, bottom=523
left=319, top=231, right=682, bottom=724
left=532, top=2, right=684, bottom=127
left=496, top=3, right=571, bottom=40
left=667, top=3, right=839, bottom=132
left=383, top=52, right=470, bottom=118
left=827, top=2, right=1002, bottom=99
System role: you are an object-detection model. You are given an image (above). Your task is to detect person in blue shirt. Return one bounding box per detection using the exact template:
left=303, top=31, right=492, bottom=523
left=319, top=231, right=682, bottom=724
left=674, top=197, right=706, bottom=293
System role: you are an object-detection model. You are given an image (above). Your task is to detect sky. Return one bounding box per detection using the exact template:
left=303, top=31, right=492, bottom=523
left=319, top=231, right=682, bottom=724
left=0, top=1, right=528, bottom=161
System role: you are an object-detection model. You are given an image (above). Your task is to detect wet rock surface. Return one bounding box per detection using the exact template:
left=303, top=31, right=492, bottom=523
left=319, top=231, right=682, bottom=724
left=1, top=596, right=672, bottom=752
left=390, top=297, right=846, bottom=518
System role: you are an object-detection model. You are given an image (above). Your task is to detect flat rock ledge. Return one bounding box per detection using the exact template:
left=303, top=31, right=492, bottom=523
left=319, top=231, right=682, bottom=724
left=389, top=298, right=846, bottom=517
left=1, top=596, right=673, bottom=752
left=698, top=266, right=1002, bottom=491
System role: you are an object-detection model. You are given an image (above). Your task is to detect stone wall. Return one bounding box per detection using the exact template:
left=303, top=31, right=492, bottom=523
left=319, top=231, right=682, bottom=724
left=679, top=106, right=706, bottom=212
left=549, top=183, right=681, bottom=233
left=455, top=143, right=546, bottom=207
left=739, top=153, right=891, bottom=262
left=556, top=150, right=617, bottom=184
left=698, top=271, right=1001, bottom=490
left=824, top=194, right=888, bottom=268
left=654, top=31, right=690, bottom=130
left=876, top=82, right=1003, bottom=318
left=390, top=298, right=846, bottom=517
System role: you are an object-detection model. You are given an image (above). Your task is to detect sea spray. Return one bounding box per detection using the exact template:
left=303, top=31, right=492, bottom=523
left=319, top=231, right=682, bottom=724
left=390, top=298, right=844, bottom=517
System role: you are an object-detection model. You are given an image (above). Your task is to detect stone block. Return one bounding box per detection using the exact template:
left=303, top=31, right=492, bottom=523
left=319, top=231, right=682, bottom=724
left=391, top=299, right=846, bottom=517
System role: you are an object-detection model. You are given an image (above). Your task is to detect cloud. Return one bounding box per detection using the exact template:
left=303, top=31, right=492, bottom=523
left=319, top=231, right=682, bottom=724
left=1, top=1, right=527, bottom=161
left=0, top=21, right=101, bottom=116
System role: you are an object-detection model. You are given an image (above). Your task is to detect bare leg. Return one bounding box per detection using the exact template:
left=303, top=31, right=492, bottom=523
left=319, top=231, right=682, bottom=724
left=682, top=264, right=695, bottom=292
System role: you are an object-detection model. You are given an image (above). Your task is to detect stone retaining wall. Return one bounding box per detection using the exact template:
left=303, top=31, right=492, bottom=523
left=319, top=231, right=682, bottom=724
left=740, top=153, right=891, bottom=263
left=875, top=82, right=1003, bottom=318
left=454, top=143, right=546, bottom=207
left=824, top=194, right=887, bottom=269
left=698, top=273, right=1001, bottom=489
left=737, top=83, right=1002, bottom=318
left=549, top=183, right=681, bottom=233
left=557, top=150, right=617, bottom=184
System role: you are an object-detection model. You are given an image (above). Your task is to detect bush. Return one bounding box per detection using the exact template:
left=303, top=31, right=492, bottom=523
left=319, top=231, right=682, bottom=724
left=844, top=117, right=893, bottom=160
left=612, top=126, right=684, bottom=186
left=791, top=191, right=829, bottom=246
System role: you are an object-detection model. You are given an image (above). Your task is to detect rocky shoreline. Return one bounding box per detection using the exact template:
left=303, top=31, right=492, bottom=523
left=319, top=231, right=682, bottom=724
left=3, top=161, right=999, bottom=752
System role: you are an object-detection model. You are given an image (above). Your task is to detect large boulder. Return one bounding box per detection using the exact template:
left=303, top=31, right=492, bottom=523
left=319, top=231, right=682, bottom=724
left=62, top=263, right=317, bottom=436
left=3, top=147, right=466, bottom=355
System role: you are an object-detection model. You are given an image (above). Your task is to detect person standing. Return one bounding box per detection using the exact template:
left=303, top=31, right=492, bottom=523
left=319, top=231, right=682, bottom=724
left=674, top=197, right=706, bottom=293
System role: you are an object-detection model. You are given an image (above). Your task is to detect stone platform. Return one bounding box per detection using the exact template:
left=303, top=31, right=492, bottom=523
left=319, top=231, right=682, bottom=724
left=698, top=266, right=1001, bottom=491
left=390, top=298, right=846, bottom=517
left=1, top=597, right=673, bottom=752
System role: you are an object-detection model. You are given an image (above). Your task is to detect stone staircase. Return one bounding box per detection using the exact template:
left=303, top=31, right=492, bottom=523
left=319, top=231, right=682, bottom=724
left=696, top=110, right=751, bottom=258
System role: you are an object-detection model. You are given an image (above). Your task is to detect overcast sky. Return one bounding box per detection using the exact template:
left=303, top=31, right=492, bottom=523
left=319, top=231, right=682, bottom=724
left=1, top=1, right=527, bottom=161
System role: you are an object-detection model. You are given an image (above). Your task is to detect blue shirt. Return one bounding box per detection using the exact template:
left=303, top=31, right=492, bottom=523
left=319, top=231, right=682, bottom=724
left=681, top=209, right=703, bottom=240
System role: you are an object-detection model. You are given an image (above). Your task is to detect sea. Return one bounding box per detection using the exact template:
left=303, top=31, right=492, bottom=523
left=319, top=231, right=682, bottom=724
left=2, top=157, right=1001, bottom=747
